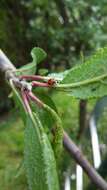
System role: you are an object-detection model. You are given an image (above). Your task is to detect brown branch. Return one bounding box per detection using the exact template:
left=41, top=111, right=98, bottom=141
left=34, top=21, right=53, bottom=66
left=0, top=50, right=107, bottom=190
left=54, top=0, right=69, bottom=26
left=63, top=132, right=107, bottom=190
left=77, top=99, right=87, bottom=139
left=0, top=50, right=16, bottom=73
left=54, top=0, right=70, bottom=69
left=0, top=50, right=31, bottom=90
left=86, top=153, right=107, bottom=190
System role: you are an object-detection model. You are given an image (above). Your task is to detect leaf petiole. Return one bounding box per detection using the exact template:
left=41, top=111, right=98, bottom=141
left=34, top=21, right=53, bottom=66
left=20, top=75, right=51, bottom=81
left=55, top=73, right=107, bottom=89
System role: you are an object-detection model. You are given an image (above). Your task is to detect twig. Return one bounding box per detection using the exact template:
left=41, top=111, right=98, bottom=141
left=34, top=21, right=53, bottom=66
left=77, top=100, right=87, bottom=139
left=0, top=49, right=107, bottom=190
left=63, top=132, right=107, bottom=190
left=86, top=153, right=107, bottom=190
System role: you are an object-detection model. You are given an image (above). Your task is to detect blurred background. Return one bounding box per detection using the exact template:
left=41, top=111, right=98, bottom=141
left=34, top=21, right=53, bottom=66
left=0, top=0, right=107, bottom=189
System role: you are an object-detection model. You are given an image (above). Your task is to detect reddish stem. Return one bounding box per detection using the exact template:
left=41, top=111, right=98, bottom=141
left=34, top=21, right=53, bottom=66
left=27, top=91, right=44, bottom=107
left=21, top=90, right=32, bottom=114
left=32, top=81, right=50, bottom=88
left=20, top=75, right=49, bottom=81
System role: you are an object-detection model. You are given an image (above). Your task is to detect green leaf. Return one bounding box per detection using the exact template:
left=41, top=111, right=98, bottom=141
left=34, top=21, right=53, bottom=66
left=42, top=104, right=63, bottom=159
left=29, top=91, right=63, bottom=158
left=57, top=47, right=107, bottom=99
left=10, top=80, right=59, bottom=190
left=15, top=159, right=25, bottom=178
left=48, top=70, right=69, bottom=81
left=31, top=91, right=57, bottom=128
left=31, top=47, right=47, bottom=65
left=24, top=113, right=59, bottom=190
left=16, top=47, right=47, bottom=75
left=38, top=68, right=48, bottom=75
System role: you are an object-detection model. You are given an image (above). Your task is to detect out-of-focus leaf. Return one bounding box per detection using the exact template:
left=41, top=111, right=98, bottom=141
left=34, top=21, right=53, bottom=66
left=16, top=47, right=47, bottom=75
left=15, top=159, right=25, bottom=179
left=24, top=113, right=59, bottom=190
left=38, top=68, right=49, bottom=75
left=31, top=47, right=47, bottom=65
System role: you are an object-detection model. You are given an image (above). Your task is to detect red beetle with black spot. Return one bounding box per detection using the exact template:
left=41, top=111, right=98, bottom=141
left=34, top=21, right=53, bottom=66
left=47, top=78, right=56, bottom=86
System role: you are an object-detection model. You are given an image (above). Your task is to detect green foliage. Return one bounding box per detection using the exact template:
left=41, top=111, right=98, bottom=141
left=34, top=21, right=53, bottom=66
left=25, top=114, right=59, bottom=190
left=1, top=0, right=107, bottom=68
left=0, top=93, right=79, bottom=190
left=31, top=47, right=47, bottom=66
left=6, top=43, right=107, bottom=190
left=56, top=47, right=107, bottom=99
left=9, top=69, right=61, bottom=190
left=1, top=0, right=107, bottom=112
left=9, top=83, right=60, bottom=190
left=1, top=0, right=107, bottom=186
left=42, top=104, right=63, bottom=158
left=30, top=91, right=63, bottom=159
left=31, top=91, right=58, bottom=127
left=48, top=70, right=69, bottom=81
left=16, top=47, right=47, bottom=75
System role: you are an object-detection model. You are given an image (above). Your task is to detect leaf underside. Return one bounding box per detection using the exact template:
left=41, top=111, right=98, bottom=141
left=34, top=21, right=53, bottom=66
left=60, top=47, right=107, bottom=99
left=29, top=92, right=63, bottom=159
left=24, top=114, right=59, bottom=190
left=10, top=82, right=59, bottom=190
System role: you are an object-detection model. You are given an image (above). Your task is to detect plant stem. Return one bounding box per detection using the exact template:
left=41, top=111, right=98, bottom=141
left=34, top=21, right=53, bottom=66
left=21, top=90, right=32, bottom=114
left=32, top=81, right=50, bottom=88
left=27, top=91, right=44, bottom=107
left=0, top=50, right=16, bottom=73
left=1, top=49, right=107, bottom=190
left=63, top=131, right=107, bottom=190
left=77, top=100, right=87, bottom=139
left=20, top=75, right=50, bottom=81
left=56, top=73, right=107, bottom=89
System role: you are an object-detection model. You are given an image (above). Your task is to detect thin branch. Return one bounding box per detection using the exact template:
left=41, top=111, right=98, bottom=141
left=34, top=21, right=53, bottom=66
left=63, top=132, right=107, bottom=190
left=0, top=50, right=107, bottom=190
left=77, top=100, right=87, bottom=139
left=20, top=75, right=50, bottom=81
left=86, top=153, right=107, bottom=190
left=21, top=90, right=32, bottom=114
left=32, top=81, right=49, bottom=88
left=0, top=50, right=16, bottom=73
left=54, top=0, right=69, bottom=26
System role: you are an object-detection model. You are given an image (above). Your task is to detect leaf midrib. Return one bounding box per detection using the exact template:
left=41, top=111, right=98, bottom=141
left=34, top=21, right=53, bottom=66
left=56, top=73, right=107, bottom=88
